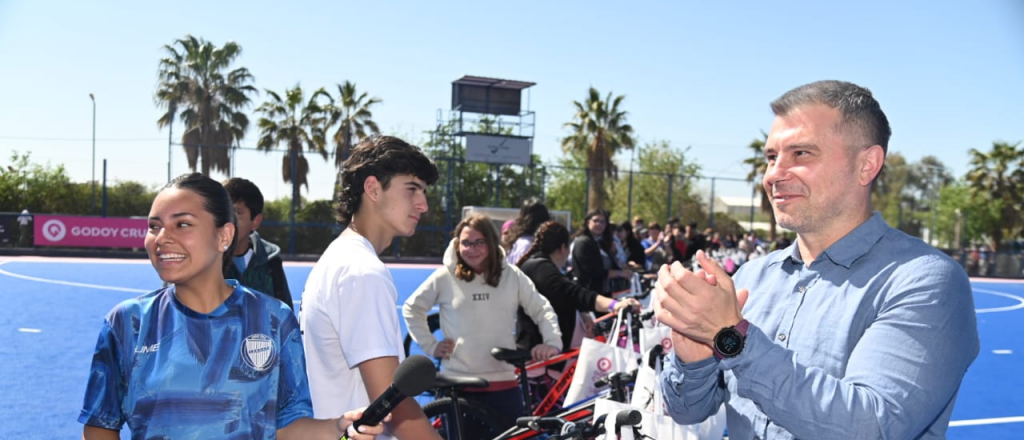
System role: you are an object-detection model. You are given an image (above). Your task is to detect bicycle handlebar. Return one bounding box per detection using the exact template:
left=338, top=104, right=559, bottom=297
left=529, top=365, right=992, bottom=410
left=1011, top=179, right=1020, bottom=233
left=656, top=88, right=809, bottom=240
left=516, top=409, right=642, bottom=439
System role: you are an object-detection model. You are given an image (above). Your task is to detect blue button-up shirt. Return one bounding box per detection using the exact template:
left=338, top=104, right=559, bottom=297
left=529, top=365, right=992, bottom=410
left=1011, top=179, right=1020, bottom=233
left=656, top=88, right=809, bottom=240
left=661, top=213, right=979, bottom=439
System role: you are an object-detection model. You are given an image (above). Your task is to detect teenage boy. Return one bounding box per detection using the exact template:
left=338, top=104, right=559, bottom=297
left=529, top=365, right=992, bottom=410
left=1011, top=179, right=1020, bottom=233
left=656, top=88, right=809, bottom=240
left=300, top=136, right=441, bottom=440
left=223, top=177, right=293, bottom=310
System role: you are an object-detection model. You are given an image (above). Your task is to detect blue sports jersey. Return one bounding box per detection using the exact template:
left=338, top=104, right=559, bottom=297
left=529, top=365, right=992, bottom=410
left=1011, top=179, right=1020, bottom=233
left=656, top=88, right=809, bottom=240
left=79, top=280, right=313, bottom=439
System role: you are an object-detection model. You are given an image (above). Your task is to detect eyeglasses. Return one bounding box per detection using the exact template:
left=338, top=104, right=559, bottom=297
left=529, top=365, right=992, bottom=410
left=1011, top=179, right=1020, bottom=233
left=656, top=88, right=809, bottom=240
left=460, top=239, right=488, bottom=249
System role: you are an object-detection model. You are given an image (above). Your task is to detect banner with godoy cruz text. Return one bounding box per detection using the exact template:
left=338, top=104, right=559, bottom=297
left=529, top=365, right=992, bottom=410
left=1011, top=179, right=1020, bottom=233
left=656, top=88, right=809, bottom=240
left=34, top=215, right=148, bottom=249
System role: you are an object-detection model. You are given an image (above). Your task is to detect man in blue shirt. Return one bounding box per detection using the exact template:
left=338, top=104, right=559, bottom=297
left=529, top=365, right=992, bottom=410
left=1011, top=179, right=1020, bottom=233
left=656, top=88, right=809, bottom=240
left=655, top=80, right=979, bottom=439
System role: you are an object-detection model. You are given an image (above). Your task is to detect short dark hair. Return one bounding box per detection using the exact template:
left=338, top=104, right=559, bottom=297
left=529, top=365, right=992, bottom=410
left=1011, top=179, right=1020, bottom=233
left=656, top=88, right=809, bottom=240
left=222, top=177, right=264, bottom=219
left=335, top=135, right=439, bottom=223
left=164, top=173, right=237, bottom=275
left=771, top=80, right=891, bottom=154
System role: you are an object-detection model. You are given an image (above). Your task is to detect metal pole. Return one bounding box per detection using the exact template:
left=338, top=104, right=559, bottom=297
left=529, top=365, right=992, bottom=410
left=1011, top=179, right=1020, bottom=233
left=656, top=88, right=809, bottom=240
left=89, top=93, right=96, bottom=214
left=289, top=147, right=298, bottom=255
left=749, top=183, right=756, bottom=232
left=626, top=170, right=634, bottom=221
left=167, top=102, right=175, bottom=182
left=102, top=159, right=108, bottom=217
left=708, top=177, right=716, bottom=228
left=666, top=174, right=674, bottom=223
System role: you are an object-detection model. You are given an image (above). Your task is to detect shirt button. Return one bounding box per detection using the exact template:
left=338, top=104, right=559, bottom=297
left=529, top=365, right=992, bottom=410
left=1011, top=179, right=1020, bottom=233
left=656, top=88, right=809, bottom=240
left=798, top=285, right=807, bottom=293
left=778, top=333, right=787, bottom=341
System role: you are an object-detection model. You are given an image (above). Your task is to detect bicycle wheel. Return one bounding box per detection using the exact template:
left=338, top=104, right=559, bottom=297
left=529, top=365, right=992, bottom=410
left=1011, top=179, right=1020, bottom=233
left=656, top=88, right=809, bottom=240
left=422, top=397, right=500, bottom=440
left=404, top=312, right=441, bottom=357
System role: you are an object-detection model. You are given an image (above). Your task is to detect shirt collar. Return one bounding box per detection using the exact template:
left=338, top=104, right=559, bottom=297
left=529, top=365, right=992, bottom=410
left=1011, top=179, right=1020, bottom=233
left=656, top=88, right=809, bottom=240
left=773, top=212, right=888, bottom=269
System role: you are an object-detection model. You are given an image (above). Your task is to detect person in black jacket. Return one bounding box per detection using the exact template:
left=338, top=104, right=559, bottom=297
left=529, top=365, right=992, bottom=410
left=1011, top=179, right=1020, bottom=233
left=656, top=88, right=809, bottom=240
left=223, top=178, right=294, bottom=311
left=569, top=210, right=633, bottom=295
left=517, top=221, right=640, bottom=351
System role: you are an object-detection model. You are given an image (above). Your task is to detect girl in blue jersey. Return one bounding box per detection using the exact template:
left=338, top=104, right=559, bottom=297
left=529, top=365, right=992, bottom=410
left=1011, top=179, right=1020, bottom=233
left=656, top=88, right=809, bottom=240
left=79, top=173, right=383, bottom=440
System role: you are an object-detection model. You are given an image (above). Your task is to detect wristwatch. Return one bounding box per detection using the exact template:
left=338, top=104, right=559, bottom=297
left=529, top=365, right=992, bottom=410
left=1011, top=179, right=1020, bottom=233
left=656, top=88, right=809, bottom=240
left=713, top=319, right=750, bottom=360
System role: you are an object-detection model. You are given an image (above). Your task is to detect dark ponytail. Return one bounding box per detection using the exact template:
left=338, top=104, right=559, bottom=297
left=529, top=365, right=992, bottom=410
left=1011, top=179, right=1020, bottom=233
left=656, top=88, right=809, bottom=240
left=516, top=221, right=569, bottom=268
left=164, top=173, right=237, bottom=277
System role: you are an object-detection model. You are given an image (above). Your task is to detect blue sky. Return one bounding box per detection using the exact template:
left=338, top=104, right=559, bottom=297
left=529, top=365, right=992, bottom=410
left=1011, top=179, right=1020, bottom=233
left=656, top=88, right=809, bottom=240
left=1, top=0, right=1022, bottom=203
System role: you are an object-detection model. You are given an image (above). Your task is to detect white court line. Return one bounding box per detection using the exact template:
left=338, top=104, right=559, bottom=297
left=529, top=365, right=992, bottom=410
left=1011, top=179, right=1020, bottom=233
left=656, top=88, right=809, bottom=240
left=993, top=349, right=1013, bottom=354
left=950, top=415, right=1024, bottom=427
left=974, top=289, right=1024, bottom=314
left=18, top=328, right=41, bottom=333
left=0, top=266, right=149, bottom=293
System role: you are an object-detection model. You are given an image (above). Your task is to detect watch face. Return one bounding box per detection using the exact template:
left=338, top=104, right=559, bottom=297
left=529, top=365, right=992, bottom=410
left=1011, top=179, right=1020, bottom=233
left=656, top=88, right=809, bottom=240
left=715, top=328, right=744, bottom=357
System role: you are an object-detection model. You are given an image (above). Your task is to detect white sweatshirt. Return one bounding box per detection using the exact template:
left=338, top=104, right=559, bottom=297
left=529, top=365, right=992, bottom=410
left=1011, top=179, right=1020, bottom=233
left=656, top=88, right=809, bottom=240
left=402, top=239, right=562, bottom=381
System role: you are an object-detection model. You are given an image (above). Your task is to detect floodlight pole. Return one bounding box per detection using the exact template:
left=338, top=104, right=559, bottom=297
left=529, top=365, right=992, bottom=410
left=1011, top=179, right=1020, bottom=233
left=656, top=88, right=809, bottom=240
left=89, top=93, right=96, bottom=214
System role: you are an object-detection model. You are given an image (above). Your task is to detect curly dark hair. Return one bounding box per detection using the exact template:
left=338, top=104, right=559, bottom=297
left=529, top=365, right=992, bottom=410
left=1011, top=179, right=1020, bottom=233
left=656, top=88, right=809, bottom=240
left=335, top=135, right=439, bottom=223
left=503, top=197, right=551, bottom=249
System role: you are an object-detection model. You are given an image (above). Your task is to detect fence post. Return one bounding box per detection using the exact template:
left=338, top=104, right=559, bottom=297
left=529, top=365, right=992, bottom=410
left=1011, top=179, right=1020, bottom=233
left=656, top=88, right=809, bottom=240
left=627, top=169, right=634, bottom=221
left=708, top=177, right=716, bottom=228
left=666, top=174, right=674, bottom=222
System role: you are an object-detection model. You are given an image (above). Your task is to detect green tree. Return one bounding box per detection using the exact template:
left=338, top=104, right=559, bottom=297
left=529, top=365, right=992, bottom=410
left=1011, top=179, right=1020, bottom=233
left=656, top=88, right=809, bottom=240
left=872, top=152, right=910, bottom=231
left=0, top=151, right=90, bottom=214
left=155, top=34, right=257, bottom=176
left=255, top=84, right=329, bottom=212
left=562, top=87, right=636, bottom=212
left=617, top=140, right=702, bottom=226
left=742, top=133, right=776, bottom=240
left=933, top=180, right=1001, bottom=249
left=322, top=81, right=382, bottom=166
left=965, top=141, right=1024, bottom=250
left=545, top=148, right=589, bottom=227
left=105, top=181, right=159, bottom=217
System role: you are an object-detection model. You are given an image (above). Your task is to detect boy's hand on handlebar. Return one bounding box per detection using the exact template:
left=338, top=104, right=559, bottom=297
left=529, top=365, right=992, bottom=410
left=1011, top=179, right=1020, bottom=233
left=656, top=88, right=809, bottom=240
left=531, top=344, right=559, bottom=361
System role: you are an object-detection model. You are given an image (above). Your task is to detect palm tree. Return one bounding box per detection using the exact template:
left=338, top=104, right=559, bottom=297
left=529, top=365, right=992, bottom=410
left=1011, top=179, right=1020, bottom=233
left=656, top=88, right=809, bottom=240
left=321, top=81, right=382, bottom=167
left=742, top=133, right=776, bottom=240
left=254, top=85, right=328, bottom=211
left=965, top=141, right=1024, bottom=250
left=155, top=34, right=257, bottom=176
left=561, top=87, right=635, bottom=212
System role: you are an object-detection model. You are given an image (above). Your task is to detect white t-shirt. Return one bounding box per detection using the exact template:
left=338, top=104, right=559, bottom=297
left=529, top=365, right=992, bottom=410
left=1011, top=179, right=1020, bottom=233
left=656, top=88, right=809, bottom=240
left=299, top=232, right=404, bottom=431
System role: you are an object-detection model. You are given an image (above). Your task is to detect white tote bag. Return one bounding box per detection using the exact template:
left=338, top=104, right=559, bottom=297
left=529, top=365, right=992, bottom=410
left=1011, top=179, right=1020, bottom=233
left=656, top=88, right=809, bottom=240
left=639, top=322, right=673, bottom=356
left=594, top=397, right=727, bottom=440
left=563, top=309, right=640, bottom=406
left=630, top=345, right=663, bottom=412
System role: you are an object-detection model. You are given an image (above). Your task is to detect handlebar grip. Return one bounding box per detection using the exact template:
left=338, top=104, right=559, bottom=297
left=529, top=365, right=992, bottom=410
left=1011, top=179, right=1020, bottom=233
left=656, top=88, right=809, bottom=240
left=616, top=409, right=643, bottom=427
left=516, top=416, right=566, bottom=431
left=515, top=416, right=538, bottom=428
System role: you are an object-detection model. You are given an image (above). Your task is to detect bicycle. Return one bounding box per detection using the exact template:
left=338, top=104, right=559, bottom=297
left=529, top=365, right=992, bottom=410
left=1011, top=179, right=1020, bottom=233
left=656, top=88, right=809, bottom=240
left=514, top=409, right=644, bottom=440
left=420, top=372, right=503, bottom=440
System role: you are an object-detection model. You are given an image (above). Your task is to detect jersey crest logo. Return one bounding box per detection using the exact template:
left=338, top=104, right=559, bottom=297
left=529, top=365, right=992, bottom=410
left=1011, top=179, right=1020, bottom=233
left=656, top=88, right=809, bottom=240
left=241, top=333, right=276, bottom=372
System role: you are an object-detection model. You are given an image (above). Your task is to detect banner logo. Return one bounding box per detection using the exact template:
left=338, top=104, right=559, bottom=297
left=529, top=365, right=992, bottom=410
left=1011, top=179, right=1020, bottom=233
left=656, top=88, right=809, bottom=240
left=42, top=219, right=67, bottom=242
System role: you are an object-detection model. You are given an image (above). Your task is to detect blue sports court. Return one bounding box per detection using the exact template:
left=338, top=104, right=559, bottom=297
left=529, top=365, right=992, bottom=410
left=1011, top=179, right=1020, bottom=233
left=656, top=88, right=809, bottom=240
left=1, top=257, right=1021, bottom=439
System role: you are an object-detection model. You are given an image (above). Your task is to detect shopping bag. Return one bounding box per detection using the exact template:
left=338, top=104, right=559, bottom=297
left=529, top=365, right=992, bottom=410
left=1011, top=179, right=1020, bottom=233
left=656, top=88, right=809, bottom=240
left=594, top=398, right=727, bottom=440
left=563, top=309, right=640, bottom=406
left=639, top=323, right=673, bottom=356
left=630, top=345, right=663, bottom=412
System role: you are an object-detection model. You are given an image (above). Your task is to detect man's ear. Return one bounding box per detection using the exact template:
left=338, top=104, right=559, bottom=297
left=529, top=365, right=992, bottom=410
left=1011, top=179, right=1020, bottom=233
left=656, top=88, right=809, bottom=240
left=251, top=213, right=263, bottom=231
left=858, top=145, right=885, bottom=187
left=363, top=176, right=381, bottom=202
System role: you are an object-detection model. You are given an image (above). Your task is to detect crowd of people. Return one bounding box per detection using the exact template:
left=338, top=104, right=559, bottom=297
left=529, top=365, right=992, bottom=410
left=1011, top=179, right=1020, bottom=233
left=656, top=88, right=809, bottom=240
left=78, top=80, right=979, bottom=440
